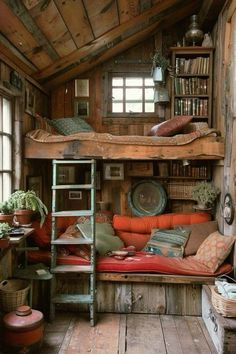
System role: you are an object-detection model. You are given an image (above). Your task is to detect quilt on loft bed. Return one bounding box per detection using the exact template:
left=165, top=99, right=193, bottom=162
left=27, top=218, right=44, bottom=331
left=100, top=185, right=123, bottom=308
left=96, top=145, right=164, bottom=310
left=24, top=116, right=224, bottom=160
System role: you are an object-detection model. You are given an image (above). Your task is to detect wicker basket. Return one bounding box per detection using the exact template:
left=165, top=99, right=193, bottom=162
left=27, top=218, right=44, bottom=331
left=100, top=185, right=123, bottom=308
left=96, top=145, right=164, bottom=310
left=0, top=279, right=30, bottom=312
left=211, top=286, right=236, bottom=317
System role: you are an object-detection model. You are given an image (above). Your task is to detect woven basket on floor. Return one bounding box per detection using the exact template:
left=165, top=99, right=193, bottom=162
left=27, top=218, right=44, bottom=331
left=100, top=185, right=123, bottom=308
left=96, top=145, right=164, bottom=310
left=0, top=279, right=30, bottom=312
left=211, top=286, right=236, bottom=317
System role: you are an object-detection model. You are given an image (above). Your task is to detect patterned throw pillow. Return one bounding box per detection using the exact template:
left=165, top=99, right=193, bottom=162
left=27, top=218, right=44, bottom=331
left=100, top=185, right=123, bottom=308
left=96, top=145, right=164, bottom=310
left=145, top=228, right=190, bottom=257
left=49, top=117, right=93, bottom=135
left=148, top=115, right=193, bottom=137
left=150, top=228, right=190, bottom=246
left=145, top=241, right=184, bottom=257
left=194, top=231, right=236, bottom=272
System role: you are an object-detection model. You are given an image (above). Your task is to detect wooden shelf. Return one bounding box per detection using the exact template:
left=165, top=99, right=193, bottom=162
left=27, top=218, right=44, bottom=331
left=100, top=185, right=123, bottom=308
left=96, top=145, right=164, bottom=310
left=171, top=47, right=213, bottom=127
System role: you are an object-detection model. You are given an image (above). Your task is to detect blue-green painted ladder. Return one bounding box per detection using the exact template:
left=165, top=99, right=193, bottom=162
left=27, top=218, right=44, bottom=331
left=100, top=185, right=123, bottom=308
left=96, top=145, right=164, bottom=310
left=50, top=159, right=96, bottom=326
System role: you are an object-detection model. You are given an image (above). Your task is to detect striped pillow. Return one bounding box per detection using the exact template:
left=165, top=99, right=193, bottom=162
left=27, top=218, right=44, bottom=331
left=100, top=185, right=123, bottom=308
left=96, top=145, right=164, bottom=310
left=145, top=227, right=190, bottom=257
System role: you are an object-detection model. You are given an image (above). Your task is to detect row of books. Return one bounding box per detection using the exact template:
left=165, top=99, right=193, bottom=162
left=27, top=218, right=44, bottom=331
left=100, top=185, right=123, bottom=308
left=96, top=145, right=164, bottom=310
left=174, top=98, right=208, bottom=116
left=174, top=77, right=208, bottom=95
left=170, top=162, right=209, bottom=178
left=175, top=57, right=210, bottom=75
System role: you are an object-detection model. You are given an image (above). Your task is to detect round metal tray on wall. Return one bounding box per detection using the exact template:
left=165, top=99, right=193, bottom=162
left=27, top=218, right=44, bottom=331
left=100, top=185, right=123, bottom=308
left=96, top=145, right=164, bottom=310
left=128, top=180, right=167, bottom=216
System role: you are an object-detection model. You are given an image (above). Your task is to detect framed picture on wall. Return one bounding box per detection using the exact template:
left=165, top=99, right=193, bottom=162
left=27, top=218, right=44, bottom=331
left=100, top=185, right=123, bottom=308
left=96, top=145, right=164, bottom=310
left=103, top=163, right=124, bottom=180
left=75, top=79, right=89, bottom=97
left=25, top=88, right=36, bottom=115
left=74, top=100, right=89, bottom=117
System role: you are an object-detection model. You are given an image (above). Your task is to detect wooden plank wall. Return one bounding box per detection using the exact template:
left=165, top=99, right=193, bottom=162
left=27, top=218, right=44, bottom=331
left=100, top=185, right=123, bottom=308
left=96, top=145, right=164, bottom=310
left=211, top=0, right=236, bottom=274
left=0, top=58, right=49, bottom=204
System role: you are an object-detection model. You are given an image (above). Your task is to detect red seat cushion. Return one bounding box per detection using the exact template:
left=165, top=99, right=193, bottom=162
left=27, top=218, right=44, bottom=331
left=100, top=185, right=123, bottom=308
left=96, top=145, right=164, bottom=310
left=27, top=250, right=232, bottom=276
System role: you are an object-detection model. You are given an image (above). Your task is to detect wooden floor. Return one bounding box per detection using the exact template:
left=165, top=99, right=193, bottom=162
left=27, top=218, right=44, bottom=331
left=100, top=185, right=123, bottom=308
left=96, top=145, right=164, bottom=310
left=36, top=312, right=217, bottom=354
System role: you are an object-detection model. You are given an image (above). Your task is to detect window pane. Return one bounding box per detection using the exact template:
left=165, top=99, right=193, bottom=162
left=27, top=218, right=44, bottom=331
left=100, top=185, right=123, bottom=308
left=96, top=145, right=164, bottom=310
left=3, top=173, right=11, bottom=200
left=3, top=98, right=12, bottom=134
left=126, top=88, right=142, bottom=100
left=112, top=102, right=123, bottom=113
left=145, top=102, right=155, bottom=112
left=125, top=102, right=142, bottom=112
left=0, top=136, right=2, bottom=169
left=112, top=78, right=123, bottom=86
left=3, top=136, right=11, bottom=170
left=126, top=78, right=142, bottom=86
left=112, top=88, right=123, bottom=100
left=145, top=78, right=154, bottom=86
left=145, top=88, right=154, bottom=100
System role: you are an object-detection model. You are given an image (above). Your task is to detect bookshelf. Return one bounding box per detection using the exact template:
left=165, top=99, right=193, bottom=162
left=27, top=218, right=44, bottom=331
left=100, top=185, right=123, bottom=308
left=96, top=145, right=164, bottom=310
left=171, top=47, right=214, bottom=127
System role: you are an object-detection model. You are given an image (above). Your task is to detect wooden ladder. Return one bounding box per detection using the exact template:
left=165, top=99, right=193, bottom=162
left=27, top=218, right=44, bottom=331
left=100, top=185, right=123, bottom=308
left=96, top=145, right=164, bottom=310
left=50, top=159, right=96, bottom=326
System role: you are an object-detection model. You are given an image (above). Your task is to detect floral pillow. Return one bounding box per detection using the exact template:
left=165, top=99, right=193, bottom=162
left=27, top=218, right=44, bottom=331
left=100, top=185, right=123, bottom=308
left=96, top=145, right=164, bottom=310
left=194, top=231, right=236, bottom=272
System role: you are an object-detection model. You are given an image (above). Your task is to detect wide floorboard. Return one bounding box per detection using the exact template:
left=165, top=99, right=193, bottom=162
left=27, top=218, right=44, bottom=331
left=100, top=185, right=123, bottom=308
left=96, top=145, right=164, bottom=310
left=38, top=312, right=217, bottom=354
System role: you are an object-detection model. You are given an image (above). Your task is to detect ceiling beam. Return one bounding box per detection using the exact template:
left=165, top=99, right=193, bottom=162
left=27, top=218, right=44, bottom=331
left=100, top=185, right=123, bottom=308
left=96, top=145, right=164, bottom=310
left=4, top=0, right=60, bottom=61
left=34, top=0, right=198, bottom=84
left=198, top=0, right=226, bottom=31
left=41, top=0, right=200, bottom=89
left=0, top=33, right=38, bottom=75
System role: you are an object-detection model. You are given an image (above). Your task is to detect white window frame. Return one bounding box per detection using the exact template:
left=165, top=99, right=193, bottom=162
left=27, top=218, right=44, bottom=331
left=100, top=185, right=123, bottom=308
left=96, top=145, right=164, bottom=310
left=0, top=93, right=13, bottom=202
left=107, top=72, right=156, bottom=117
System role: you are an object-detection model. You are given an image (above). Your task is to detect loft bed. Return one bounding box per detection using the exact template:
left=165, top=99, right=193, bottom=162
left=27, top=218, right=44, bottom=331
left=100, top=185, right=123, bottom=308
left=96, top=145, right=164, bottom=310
left=24, top=123, right=224, bottom=160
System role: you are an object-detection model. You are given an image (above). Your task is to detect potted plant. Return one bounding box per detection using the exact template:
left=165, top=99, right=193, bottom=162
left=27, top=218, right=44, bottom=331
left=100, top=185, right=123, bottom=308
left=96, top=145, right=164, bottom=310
left=192, top=181, right=220, bottom=209
left=0, top=222, right=11, bottom=248
left=151, top=50, right=170, bottom=82
left=8, top=190, right=48, bottom=227
left=0, top=201, right=14, bottom=225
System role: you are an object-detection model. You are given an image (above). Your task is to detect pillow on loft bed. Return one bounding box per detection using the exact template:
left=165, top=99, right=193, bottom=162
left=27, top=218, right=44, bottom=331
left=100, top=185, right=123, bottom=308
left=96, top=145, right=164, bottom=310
left=34, top=114, right=93, bottom=135
left=34, top=113, right=58, bottom=134
left=48, top=117, right=93, bottom=135
left=148, top=115, right=193, bottom=137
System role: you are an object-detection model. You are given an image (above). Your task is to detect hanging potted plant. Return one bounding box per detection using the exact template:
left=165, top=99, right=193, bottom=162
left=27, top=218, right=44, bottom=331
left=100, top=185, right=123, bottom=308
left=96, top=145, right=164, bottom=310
left=0, top=201, right=14, bottom=225
left=151, top=50, right=170, bottom=82
left=0, top=222, right=11, bottom=248
left=8, top=190, right=48, bottom=227
left=192, top=181, right=220, bottom=210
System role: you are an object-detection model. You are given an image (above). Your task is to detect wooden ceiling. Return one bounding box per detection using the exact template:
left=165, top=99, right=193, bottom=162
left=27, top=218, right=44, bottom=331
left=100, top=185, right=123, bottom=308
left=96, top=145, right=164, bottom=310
left=0, top=0, right=226, bottom=89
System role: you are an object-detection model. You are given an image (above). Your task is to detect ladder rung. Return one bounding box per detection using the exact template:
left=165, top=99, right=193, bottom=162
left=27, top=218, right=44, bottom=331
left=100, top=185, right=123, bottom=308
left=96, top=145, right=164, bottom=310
left=51, top=265, right=93, bottom=273
left=51, top=239, right=93, bottom=245
left=52, top=210, right=94, bottom=217
left=52, top=294, right=93, bottom=304
left=53, top=160, right=95, bottom=165
left=52, top=184, right=93, bottom=190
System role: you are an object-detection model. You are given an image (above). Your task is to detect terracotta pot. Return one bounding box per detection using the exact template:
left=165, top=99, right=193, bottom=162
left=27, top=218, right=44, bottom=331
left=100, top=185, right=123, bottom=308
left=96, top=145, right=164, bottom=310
left=0, top=213, right=14, bottom=225
left=3, top=305, right=44, bottom=354
left=14, top=209, right=33, bottom=226
left=0, top=237, right=10, bottom=248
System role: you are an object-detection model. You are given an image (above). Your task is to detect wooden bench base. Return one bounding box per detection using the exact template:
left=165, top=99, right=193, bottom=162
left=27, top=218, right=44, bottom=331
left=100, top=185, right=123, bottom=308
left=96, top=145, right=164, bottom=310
left=52, top=273, right=215, bottom=316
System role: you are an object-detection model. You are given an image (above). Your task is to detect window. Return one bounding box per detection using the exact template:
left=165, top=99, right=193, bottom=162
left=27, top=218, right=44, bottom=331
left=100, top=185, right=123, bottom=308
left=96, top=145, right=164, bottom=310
left=0, top=95, right=13, bottom=202
left=108, top=73, right=155, bottom=116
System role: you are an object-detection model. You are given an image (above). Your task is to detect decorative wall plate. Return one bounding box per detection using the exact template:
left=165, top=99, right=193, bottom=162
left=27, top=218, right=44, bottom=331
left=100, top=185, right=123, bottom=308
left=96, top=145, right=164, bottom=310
left=128, top=180, right=167, bottom=216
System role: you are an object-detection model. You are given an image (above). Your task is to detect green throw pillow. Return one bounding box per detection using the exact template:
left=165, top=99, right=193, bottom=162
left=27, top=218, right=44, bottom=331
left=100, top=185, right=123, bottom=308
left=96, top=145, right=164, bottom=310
left=49, top=117, right=93, bottom=135
left=76, top=222, right=124, bottom=256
